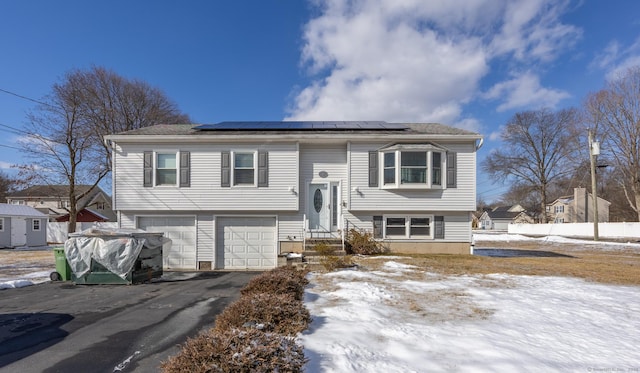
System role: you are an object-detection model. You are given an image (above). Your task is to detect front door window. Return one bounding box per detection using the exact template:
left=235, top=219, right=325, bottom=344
left=313, top=188, right=323, bottom=213
left=309, top=183, right=330, bottom=231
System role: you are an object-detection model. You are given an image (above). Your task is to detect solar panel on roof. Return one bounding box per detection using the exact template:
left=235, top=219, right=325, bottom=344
left=335, top=121, right=361, bottom=129
left=381, top=122, right=409, bottom=129
left=193, top=121, right=409, bottom=131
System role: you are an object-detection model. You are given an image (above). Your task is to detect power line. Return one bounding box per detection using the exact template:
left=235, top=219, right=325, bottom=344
left=0, top=122, right=30, bottom=136
left=0, top=87, right=51, bottom=107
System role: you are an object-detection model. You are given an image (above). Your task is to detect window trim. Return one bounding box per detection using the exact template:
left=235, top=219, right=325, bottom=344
left=231, top=150, right=258, bottom=187
left=32, top=219, right=41, bottom=231
left=379, top=146, right=447, bottom=189
left=155, top=152, right=178, bottom=186
left=383, top=214, right=434, bottom=239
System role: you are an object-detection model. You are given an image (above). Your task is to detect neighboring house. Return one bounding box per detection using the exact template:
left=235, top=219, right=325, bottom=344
left=547, top=187, right=610, bottom=223
left=479, top=205, right=533, bottom=230
left=55, top=208, right=109, bottom=223
left=0, top=204, right=48, bottom=248
left=5, top=185, right=116, bottom=222
left=105, top=121, right=483, bottom=270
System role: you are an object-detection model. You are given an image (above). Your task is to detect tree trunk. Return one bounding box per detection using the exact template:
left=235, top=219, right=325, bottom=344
left=539, top=184, right=548, bottom=223
left=67, top=185, right=77, bottom=234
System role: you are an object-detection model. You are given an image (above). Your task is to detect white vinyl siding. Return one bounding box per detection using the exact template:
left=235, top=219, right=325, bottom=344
left=276, top=143, right=348, bottom=242
left=349, top=142, right=476, bottom=212
left=344, top=211, right=470, bottom=242
left=114, top=143, right=298, bottom=211
left=197, top=215, right=215, bottom=263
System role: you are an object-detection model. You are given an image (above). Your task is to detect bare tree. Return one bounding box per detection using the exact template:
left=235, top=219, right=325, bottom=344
left=0, top=171, right=16, bottom=203
left=482, top=108, right=580, bottom=223
left=585, top=66, right=640, bottom=221
left=17, top=66, right=190, bottom=233
left=498, top=182, right=541, bottom=218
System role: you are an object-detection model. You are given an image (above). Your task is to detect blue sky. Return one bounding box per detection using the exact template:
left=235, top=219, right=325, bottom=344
left=1, top=0, right=640, bottom=202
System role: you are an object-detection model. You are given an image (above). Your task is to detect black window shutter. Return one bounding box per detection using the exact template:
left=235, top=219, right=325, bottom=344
left=446, top=152, right=457, bottom=188
left=221, top=151, right=230, bottom=187
left=257, top=151, right=268, bottom=187
left=143, top=151, right=153, bottom=187
left=434, top=216, right=445, bottom=239
left=368, top=151, right=378, bottom=187
left=373, top=215, right=383, bottom=238
left=179, top=151, right=190, bottom=187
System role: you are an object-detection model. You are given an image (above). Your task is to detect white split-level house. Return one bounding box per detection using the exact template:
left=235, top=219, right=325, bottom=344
left=105, top=121, right=483, bottom=270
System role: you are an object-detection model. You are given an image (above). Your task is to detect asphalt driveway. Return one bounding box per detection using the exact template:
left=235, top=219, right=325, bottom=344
left=0, top=271, right=259, bottom=373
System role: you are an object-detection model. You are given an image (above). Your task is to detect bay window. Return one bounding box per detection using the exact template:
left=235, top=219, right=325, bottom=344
left=380, top=144, right=446, bottom=189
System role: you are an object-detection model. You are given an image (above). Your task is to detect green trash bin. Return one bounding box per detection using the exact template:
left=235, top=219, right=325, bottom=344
left=51, top=247, right=72, bottom=281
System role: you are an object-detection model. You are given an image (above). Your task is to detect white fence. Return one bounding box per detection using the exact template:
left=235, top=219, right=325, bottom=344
left=47, top=222, right=119, bottom=244
left=508, top=222, right=640, bottom=240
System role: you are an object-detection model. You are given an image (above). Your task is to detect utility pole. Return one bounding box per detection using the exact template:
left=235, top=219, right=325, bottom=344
left=588, top=129, right=599, bottom=241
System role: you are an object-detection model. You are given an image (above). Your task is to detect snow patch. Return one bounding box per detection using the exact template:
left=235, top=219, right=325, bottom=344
left=302, top=260, right=640, bottom=372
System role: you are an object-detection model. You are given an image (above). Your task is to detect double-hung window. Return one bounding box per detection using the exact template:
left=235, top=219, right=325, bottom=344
left=156, top=153, right=177, bottom=185
left=379, top=144, right=447, bottom=189
left=144, top=150, right=190, bottom=188
left=234, top=152, right=255, bottom=186
left=221, top=150, right=268, bottom=188
left=400, top=152, right=427, bottom=184
left=384, top=215, right=433, bottom=239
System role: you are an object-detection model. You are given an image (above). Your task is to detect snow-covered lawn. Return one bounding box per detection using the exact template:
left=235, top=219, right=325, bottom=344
left=301, top=236, right=640, bottom=372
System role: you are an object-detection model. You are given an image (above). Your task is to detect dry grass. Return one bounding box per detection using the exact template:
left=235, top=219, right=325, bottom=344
left=355, top=240, right=640, bottom=286
left=0, top=249, right=53, bottom=265
left=0, top=249, right=55, bottom=279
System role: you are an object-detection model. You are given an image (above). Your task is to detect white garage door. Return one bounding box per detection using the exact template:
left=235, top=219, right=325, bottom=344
left=217, top=217, right=277, bottom=270
left=138, top=216, right=197, bottom=270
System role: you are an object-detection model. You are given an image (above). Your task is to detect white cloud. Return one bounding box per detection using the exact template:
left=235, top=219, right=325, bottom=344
left=592, top=37, right=640, bottom=81
left=489, top=129, right=502, bottom=141
left=454, top=118, right=482, bottom=133
left=484, top=72, right=571, bottom=111
left=287, top=0, right=581, bottom=127
left=489, top=0, right=581, bottom=62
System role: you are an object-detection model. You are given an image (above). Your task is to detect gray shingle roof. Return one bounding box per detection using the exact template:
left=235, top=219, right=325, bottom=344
left=0, top=204, right=48, bottom=217
left=110, top=122, right=481, bottom=137
left=7, top=185, right=102, bottom=198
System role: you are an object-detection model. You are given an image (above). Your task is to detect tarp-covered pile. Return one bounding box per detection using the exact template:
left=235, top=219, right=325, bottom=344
left=64, top=228, right=167, bottom=280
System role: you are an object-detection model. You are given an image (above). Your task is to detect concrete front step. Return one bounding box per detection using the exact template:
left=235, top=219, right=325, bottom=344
left=304, top=239, right=344, bottom=252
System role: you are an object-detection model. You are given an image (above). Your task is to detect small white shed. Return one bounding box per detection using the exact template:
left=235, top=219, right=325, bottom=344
left=0, top=204, right=48, bottom=248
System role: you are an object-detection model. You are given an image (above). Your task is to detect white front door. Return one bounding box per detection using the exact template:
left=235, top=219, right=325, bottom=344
left=11, top=217, right=27, bottom=247
left=309, top=183, right=331, bottom=231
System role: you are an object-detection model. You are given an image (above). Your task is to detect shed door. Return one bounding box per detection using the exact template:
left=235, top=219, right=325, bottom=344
left=11, top=217, right=27, bottom=247
left=138, top=216, right=197, bottom=270
left=216, top=217, right=276, bottom=270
